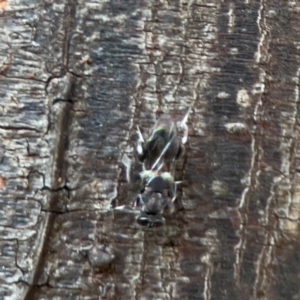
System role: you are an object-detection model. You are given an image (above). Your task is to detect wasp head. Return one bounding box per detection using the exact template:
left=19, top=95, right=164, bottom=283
left=136, top=213, right=166, bottom=228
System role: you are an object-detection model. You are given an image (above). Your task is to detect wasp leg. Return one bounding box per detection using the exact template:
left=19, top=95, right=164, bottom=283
left=182, top=107, right=191, bottom=125
left=136, top=125, right=146, bottom=161
left=179, top=107, right=191, bottom=144
left=163, top=194, right=177, bottom=215
left=121, top=153, right=131, bottom=183
left=176, top=144, right=185, bottom=161
left=136, top=125, right=145, bottom=142
left=181, top=123, right=189, bottom=144
left=136, top=143, right=144, bottom=157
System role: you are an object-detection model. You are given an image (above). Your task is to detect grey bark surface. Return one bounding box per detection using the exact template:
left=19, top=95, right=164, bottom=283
left=1, top=0, right=300, bottom=299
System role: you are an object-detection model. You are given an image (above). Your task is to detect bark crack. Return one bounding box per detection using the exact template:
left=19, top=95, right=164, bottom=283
left=23, top=71, right=76, bottom=300
left=233, top=0, right=271, bottom=289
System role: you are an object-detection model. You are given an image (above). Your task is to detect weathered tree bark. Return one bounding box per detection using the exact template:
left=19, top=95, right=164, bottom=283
left=1, top=0, right=300, bottom=299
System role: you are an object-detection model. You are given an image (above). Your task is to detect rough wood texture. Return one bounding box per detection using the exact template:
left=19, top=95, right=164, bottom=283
left=1, top=0, right=300, bottom=299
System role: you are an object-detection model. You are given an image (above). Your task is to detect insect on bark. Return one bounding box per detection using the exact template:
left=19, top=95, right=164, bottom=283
left=133, top=109, right=191, bottom=225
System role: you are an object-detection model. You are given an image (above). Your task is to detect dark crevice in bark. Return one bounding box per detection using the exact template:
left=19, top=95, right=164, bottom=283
left=67, top=70, right=84, bottom=78
left=0, top=126, right=41, bottom=133
left=23, top=71, right=75, bottom=300
left=23, top=2, right=79, bottom=296
left=45, top=75, right=66, bottom=95
left=52, top=98, right=75, bottom=105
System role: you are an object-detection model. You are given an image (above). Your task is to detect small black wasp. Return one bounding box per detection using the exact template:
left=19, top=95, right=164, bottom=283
left=133, top=109, right=191, bottom=227
left=116, top=109, right=191, bottom=228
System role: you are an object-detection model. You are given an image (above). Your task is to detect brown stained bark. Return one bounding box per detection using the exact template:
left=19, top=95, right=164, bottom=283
left=1, top=0, right=300, bottom=299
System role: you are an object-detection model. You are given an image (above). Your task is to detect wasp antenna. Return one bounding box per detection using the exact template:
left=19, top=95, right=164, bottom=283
left=151, top=135, right=175, bottom=170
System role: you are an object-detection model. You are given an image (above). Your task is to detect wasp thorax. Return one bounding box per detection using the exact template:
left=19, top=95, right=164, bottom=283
left=136, top=110, right=190, bottom=173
